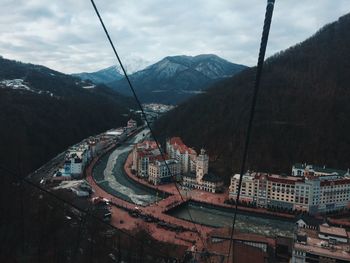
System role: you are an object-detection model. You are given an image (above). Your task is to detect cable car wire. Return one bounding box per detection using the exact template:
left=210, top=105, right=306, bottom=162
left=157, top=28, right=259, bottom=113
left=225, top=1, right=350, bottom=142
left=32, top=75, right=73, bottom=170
left=90, top=0, right=208, bottom=251
left=226, top=0, right=276, bottom=262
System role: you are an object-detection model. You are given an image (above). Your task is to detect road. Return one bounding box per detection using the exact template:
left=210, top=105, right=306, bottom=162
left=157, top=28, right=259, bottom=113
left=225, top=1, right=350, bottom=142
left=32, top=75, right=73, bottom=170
left=27, top=150, right=66, bottom=183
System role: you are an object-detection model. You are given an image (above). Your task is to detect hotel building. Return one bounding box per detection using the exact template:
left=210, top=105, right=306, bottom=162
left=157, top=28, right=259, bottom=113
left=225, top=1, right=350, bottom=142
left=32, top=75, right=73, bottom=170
left=182, top=149, right=223, bottom=193
left=131, top=140, right=160, bottom=178
left=229, top=170, right=350, bottom=214
left=148, top=159, right=181, bottom=185
left=166, top=137, right=197, bottom=174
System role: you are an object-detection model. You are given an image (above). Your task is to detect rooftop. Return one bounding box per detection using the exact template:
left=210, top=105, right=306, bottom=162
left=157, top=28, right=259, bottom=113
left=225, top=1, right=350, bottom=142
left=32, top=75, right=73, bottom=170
left=232, top=173, right=255, bottom=181
left=233, top=172, right=304, bottom=184
left=294, top=163, right=349, bottom=176
left=138, top=150, right=164, bottom=161
left=210, top=227, right=276, bottom=248
left=183, top=171, right=196, bottom=179
left=320, top=177, right=350, bottom=186
left=153, top=159, right=178, bottom=166
left=268, top=173, right=303, bottom=184
left=295, top=214, right=323, bottom=227
left=319, top=225, right=348, bottom=238
left=105, top=129, right=124, bottom=136
left=136, top=140, right=158, bottom=150
left=202, top=172, right=222, bottom=183
left=294, top=232, right=350, bottom=261
left=168, top=137, right=196, bottom=155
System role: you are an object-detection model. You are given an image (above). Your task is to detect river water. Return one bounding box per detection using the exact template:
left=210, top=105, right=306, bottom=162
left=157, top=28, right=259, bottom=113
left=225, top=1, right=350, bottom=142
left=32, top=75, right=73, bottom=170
left=167, top=201, right=295, bottom=237
left=92, top=129, right=164, bottom=206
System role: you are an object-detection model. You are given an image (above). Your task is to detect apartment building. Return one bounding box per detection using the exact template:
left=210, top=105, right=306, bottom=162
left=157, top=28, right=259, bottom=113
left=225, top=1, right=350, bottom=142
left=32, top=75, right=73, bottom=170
left=182, top=149, right=223, bottom=193
left=131, top=140, right=159, bottom=177
left=230, top=173, right=301, bottom=209
left=229, top=170, right=350, bottom=214
left=166, top=137, right=197, bottom=174
left=319, top=178, right=350, bottom=213
left=148, top=159, right=180, bottom=185
left=60, top=143, right=92, bottom=177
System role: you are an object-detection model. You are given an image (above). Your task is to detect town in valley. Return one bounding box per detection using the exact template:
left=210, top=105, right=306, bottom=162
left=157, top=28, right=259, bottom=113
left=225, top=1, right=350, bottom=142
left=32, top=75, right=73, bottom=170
left=30, top=112, right=350, bottom=263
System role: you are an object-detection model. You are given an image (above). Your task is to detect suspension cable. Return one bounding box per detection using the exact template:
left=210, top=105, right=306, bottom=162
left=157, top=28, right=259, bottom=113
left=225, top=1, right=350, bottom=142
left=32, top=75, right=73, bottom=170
left=226, top=1, right=276, bottom=262
left=90, top=0, right=209, bottom=252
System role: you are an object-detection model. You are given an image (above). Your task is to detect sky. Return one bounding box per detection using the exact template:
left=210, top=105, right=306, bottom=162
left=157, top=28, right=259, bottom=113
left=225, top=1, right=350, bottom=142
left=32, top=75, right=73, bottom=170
left=0, top=0, right=349, bottom=74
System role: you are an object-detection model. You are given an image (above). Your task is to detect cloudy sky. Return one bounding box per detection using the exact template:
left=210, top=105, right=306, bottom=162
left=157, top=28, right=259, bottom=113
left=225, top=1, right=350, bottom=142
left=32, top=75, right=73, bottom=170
left=0, top=0, right=349, bottom=74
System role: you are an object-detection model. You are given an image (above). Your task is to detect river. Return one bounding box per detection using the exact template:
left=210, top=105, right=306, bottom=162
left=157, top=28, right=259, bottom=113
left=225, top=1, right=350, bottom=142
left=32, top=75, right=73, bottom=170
left=167, top=201, right=295, bottom=237
left=92, top=129, right=165, bottom=206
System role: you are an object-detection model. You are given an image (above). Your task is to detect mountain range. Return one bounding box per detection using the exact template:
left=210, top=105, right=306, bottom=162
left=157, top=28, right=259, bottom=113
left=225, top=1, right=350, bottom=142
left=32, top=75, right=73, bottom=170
left=74, top=54, right=247, bottom=104
left=72, top=65, right=124, bottom=84
left=72, top=57, right=150, bottom=84
left=0, top=56, right=137, bottom=175
left=154, top=13, right=350, bottom=181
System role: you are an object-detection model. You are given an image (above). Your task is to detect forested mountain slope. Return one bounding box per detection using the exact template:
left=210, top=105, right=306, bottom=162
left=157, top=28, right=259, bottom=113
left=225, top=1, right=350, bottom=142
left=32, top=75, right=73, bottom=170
left=154, top=14, right=350, bottom=180
left=0, top=57, right=137, bottom=175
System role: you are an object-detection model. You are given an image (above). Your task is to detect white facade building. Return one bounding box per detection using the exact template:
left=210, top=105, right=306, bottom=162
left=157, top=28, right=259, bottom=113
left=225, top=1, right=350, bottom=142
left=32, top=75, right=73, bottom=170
left=182, top=148, right=223, bottom=193
left=62, top=143, right=92, bottom=177
left=229, top=170, right=350, bottom=214
left=196, top=149, right=209, bottom=183
left=148, top=159, right=180, bottom=185
left=166, top=137, right=197, bottom=174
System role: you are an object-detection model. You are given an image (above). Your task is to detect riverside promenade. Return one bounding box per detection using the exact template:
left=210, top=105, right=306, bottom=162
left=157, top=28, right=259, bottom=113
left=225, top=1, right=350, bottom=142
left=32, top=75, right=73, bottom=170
left=123, top=152, right=296, bottom=220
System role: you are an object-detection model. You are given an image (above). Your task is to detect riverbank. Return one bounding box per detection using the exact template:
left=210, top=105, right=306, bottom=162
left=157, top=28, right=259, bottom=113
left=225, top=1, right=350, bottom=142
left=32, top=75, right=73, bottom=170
left=124, top=151, right=296, bottom=221
left=87, top=156, right=207, bottom=248
left=85, top=131, right=213, bottom=250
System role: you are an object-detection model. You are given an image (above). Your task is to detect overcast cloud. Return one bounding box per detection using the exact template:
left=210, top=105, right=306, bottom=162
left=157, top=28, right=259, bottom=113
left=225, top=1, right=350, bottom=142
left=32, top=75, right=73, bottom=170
left=0, top=0, right=349, bottom=73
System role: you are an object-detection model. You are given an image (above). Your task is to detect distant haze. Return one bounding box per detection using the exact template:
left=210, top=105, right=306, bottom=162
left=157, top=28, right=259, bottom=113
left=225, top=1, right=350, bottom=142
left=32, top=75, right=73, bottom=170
left=0, top=0, right=349, bottom=73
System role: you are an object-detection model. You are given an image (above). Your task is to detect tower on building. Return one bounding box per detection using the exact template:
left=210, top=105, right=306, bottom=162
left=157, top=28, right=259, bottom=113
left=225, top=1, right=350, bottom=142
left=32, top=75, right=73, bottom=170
left=196, top=148, right=209, bottom=183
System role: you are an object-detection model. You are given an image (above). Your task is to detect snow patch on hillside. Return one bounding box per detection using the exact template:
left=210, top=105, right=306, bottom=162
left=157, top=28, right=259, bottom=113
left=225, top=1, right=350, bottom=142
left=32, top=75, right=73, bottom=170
left=0, top=79, right=32, bottom=91
left=82, top=85, right=95, bottom=89
left=0, top=79, right=54, bottom=96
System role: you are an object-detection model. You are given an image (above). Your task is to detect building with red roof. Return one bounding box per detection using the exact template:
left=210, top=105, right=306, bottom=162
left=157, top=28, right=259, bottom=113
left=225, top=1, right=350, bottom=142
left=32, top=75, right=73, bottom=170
left=131, top=139, right=181, bottom=184
left=166, top=137, right=197, bottom=174
left=131, top=140, right=160, bottom=177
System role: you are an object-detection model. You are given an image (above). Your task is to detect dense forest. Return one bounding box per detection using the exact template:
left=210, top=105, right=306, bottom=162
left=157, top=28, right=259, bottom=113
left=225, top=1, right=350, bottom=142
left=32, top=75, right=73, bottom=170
left=154, top=14, right=350, bottom=182
left=0, top=57, right=139, bottom=176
